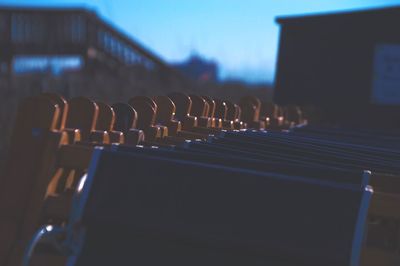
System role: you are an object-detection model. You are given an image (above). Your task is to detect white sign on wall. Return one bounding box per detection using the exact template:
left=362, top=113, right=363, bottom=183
left=371, top=44, right=400, bottom=105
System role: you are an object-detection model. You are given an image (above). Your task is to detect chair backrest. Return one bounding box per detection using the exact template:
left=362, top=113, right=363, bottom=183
left=284, top=105, right=303, bottom=124
left=261, top=102, right=278, bottom=119
left=65, top=97, right=98, bottom=141
left=225, top=100, right=238, bottom=121
left=41, top=93, right=68, bottom=130
left=239, top=96, right=261, bottom=121
left=96, top=102, right=124, bottom=144
left=189, top=94, right=207, bottom=117
left=153, top=96, right=176, bottom=125
left=203, top=100, right=210, bottom=117
left=234, top=104, right=242, bottom=120
left=13, top=96, right=60, bottom=135
left=239, top=100, right=257, bottom=124
left=95, top=102, right=115, bottom=132
left=168, top=92, right=191, bottom=120
left=202, top=96, right=215, bottom=118
left=131, top=96, right=156, bottom=109
left=128, top=98, right=156, bottom=130
left=214, top=99, right=227, bottom=120
left=111, top=103, right=137, bottom=132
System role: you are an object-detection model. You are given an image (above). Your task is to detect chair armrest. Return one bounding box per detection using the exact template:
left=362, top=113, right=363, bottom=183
left=181, top=116, right=198, bottom=130
left=233, top=121, right=246, bottom=130
left=125, top=129, right=145, bottom=145
left=108, top=131, right=124, bottom=144
left=197, top=117, right=212, bottom=128
left=165, top=120, right=182, bottom=136
left=89, top=130, right=109, bottom=144
left=63, top=128, right=81, bottom=143
left=143, top=126, right=162, bottom=142
left=222, top=120, right=234, bottom=129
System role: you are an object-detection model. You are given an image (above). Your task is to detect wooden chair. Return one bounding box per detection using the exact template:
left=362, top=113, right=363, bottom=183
left=128, top=97, right=162, bottom=142
left=228, top=101, right=246, bottom=129
left=112, top=103, right=144, bottom=145
left=167, top=92, right=197, bottom=130
left=202, top=96, right=220, bottom=128
left=282, top=105, right=303, bottom=126
left=153, top=96, right=181, bottom=136
left=239, top=96, right=265, bottom=129
left=189, top=94, right=212, bottom=128
left=1, top=96, right=68, bottom=266
left=131, top=96, right=168, bottom=138
left=41, top=93, right=68, bottom=131
left=96, top=102, right=124, bottom=144
left=214, top=99, right=234, bottom=129
left=261, top=102, right=284, bottom=129
left=65, top=97, right=108, bottom=144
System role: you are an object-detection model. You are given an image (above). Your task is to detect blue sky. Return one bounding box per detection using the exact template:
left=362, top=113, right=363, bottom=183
left=3, top=0, right=400, bottom=83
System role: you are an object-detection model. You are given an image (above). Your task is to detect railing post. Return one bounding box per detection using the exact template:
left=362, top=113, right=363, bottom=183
left=84, top=13, right=98, bottom=72
left=86, top=13, right=96, bottom=49
left=0, top=11, right=13, bottom=74
left=42, top=11, right=57, bottom=54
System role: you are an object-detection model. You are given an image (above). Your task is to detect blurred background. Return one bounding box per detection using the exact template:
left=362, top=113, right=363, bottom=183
left=0, top=0, right=399, bottom=171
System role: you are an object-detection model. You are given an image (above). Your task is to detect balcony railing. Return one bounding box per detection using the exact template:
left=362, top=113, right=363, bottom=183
left=0, top=6, right=181, bottom=78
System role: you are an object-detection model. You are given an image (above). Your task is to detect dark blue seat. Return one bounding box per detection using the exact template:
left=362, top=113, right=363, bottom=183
left=69, top=148, right=371, bottom=266
left=115, top=145, right=370, bottom=186
left=182, top=131, right=400, bottom=175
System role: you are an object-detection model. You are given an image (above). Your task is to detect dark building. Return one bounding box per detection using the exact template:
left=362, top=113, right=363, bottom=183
left=274, top=6, right=400, bottom=128
left=173, top=55, right=218, bottom=82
